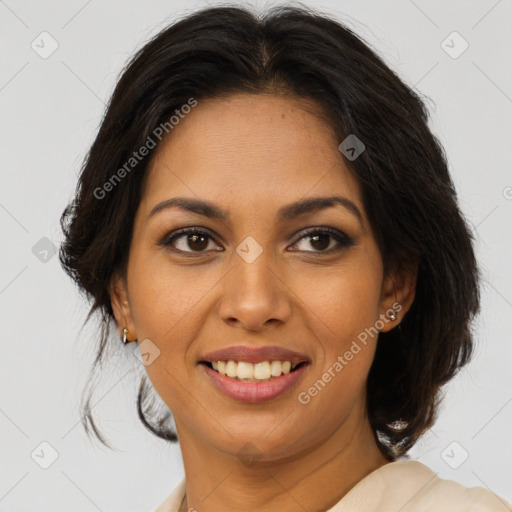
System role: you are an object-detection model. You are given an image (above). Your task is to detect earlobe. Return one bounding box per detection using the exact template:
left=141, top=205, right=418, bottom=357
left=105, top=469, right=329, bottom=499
left=109, top=272, right=136, bottom=339
left=379, top=263, right=418, bottom=332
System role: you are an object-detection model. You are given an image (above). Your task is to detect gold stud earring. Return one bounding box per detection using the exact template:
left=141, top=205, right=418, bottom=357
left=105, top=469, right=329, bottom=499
left=122, top=327, right=137, bottom=344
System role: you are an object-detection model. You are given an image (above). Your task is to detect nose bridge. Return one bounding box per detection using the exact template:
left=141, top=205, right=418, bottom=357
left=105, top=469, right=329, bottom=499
left=236, top=245, right=276, bottom=292
left=217, top=238, right=291, bottom=329
left=233, top=228, right=276, bottom=285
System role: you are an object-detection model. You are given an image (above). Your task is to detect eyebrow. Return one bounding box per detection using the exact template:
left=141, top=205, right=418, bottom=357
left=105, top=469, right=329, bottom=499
left=148, top=195, right=363, bottom=224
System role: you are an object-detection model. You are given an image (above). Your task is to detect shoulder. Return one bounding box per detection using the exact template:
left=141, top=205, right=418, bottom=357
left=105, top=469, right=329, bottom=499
left=153, top=477, right=186, bottom=512
left=330, top=460, right=512, bottom=512
left=381, top=461, right=510, bottom=511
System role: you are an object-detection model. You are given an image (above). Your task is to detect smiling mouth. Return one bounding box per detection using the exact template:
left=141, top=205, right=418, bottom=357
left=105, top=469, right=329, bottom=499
left=200, top=360, right=308, bottom=382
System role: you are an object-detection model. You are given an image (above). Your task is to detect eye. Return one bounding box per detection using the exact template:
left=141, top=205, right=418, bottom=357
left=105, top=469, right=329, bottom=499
left=160, top=228, right=221, bottom=255
left=290, top=227, right=355, bottom=254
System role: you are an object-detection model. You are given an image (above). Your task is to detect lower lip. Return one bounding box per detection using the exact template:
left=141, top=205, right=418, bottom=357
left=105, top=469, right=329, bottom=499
left=200, top=363, right=308, bottom=404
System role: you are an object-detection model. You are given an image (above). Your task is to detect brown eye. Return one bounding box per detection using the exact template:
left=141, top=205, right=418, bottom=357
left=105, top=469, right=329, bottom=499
left=290, top=228, right=355, bottom=254
left=309, top=233, right=330, bottom=251
left=186, top=233, right=209, bottom=251
left=160, top=228, right=220, bottom=254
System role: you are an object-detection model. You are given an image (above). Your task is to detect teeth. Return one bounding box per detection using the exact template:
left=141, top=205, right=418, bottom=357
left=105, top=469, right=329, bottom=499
left=226, top=360, right=238, bottom=378
left=254, top=361, right=271, bottom=379
left=210, top=360, right=300, bottom=381
left=237, top=362, right=253, bottom=379
left=270, top=361, right=282, bottom=377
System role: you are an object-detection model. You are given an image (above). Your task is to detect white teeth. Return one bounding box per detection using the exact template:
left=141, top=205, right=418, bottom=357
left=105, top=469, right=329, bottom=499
left=237, top=362, right=253, bottom=379
left=210, top=360, right=300, bottom=380
left=270, top=361, right=282, bottom=377
left=254, top=361, right=271, bottom=379
left=226, top=360, right=238, bottom=378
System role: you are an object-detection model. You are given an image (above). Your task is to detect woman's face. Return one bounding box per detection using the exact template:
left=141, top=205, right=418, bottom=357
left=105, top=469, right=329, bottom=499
left=111, top=93, right=411, bottom=462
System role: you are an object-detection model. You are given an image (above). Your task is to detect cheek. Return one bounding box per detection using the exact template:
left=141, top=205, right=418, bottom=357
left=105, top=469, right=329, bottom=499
left=126, top=248, right=211, bottom=341
left=126, top=265, right=201, bottom=414
left=124, top=251, right=222, bottom=406
left=292, top=259, right=382, bottom=415
left=292, top=259, right=383, bottom=349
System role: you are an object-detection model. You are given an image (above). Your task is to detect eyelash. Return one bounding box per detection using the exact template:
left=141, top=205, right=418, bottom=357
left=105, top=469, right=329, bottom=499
left=159, top=226, right=355, bottom=257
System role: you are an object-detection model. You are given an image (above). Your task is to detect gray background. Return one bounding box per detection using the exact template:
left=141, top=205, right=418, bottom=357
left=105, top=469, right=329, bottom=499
left=1, top=0, right=511, bottom=510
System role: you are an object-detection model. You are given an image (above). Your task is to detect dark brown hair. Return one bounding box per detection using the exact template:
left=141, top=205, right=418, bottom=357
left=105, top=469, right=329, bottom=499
left=59, top=3, right=480, bottom=459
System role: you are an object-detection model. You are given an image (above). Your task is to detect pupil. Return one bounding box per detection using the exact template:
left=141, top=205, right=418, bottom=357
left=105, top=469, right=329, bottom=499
left=189, top=234, right=208, bottom=251
left=311, top=234, right=329, bottom=251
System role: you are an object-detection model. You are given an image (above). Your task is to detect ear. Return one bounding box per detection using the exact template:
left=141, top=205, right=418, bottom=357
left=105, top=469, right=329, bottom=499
left=109, top=271, right=137, bottom=342
left=378, top=261, right=418, bottom=333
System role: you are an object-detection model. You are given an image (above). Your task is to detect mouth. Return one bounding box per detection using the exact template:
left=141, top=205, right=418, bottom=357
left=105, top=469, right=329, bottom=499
left=199, top=360, right=308, bottom=382
left=198, top=345, right=311, bottom=403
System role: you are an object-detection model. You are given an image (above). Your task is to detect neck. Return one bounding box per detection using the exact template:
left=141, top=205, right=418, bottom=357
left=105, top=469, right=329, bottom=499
left=175, top=404, right=390, bottom=512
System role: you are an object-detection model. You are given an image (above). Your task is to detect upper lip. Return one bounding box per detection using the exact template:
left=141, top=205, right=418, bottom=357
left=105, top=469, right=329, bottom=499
left=200, top=345, right=311, bottom=364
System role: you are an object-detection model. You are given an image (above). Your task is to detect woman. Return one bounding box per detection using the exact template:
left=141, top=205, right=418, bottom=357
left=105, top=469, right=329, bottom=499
left=59, top=4, right=511, bottom=511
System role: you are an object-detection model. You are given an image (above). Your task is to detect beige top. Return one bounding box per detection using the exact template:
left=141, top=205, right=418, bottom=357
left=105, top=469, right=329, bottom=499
left=153, top=460, right=511, bottom=511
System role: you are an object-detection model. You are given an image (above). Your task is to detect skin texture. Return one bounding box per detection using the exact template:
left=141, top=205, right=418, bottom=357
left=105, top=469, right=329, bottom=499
left=110, top=93, right=417, bottom=512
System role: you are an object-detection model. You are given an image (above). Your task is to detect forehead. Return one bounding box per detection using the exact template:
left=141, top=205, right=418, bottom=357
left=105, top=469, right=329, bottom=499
left=140, top=93, right=365, bottom=223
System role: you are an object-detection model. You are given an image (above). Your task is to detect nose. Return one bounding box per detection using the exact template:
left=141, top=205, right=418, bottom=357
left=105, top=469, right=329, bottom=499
left=217, top=250, right=292, bottom=331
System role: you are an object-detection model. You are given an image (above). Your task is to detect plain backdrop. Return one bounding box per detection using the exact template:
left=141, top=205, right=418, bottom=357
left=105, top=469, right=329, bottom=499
left=1, top=0, right=511, bottom=510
